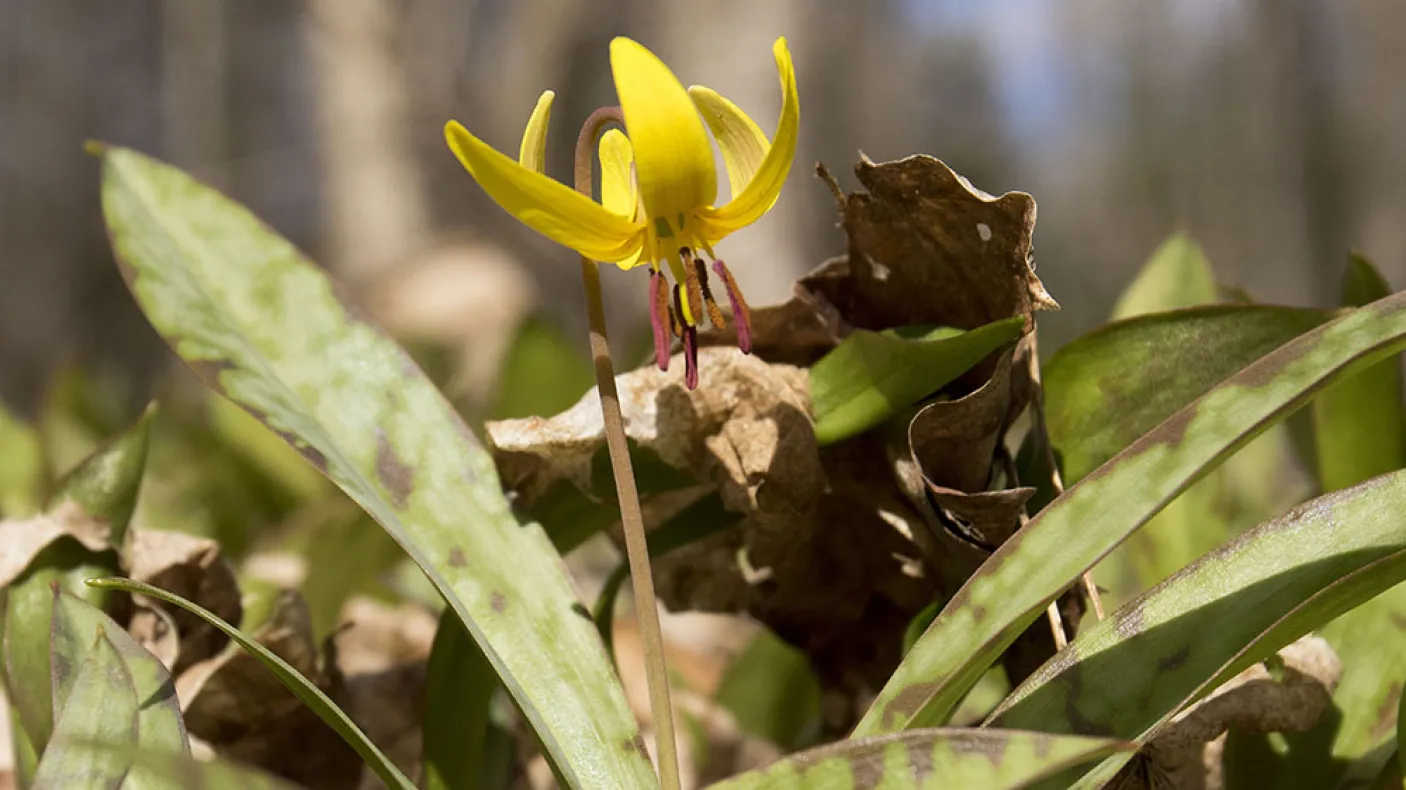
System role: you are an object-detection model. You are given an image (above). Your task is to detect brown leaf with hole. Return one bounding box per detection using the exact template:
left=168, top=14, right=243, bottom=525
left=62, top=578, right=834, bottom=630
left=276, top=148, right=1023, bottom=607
left=807, top=154, right=1057, bottom=335
left=126, top=528, right=242, bottom=674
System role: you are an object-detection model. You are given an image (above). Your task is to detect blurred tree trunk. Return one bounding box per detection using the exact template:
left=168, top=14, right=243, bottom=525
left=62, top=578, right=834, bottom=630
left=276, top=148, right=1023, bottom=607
left=305, top=0, right=429, bottom=283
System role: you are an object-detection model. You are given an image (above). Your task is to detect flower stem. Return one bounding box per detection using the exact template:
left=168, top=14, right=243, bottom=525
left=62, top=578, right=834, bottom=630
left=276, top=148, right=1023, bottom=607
left=575, top=106, right=681, bottom=790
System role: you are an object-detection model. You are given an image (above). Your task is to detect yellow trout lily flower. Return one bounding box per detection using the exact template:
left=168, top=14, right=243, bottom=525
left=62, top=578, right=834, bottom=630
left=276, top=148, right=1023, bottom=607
left=445, top=36, right=798, bottom=389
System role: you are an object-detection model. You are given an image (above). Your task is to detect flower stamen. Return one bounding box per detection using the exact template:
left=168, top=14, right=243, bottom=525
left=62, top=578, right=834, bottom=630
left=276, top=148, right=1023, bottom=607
left=692, top=254, right=728, bottom=329
left=711, top=259, right=752, bottom=354
left=671, top=283, right=700, bottom=388
left=649, top=268, right=673, bottom=370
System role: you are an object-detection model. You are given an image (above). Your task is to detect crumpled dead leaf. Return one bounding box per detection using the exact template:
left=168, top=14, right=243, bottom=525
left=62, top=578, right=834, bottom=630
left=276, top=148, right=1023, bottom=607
left=178, top=590, right=362, bottom=790
left=811, top=154, right=1058, bottom=334
left=126, top=528, right=242, bottom=674
left=127, top=598, right=181, bottom=669
left=489, top=349, right=936, bottom=695
left=0, top=501, right=114, bottom=588
left=1111, top=636, right=1342, bottom=790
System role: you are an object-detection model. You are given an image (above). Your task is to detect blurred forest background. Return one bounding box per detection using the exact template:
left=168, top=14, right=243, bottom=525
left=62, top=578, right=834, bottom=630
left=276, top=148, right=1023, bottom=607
left=3, top=0, right=1405, bottom=414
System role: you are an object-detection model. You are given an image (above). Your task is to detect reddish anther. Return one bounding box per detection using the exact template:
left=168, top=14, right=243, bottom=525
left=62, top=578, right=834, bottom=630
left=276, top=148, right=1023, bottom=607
left=712, top=259, right=752, bottom=354
left=649, top=269, right=672, bottom=370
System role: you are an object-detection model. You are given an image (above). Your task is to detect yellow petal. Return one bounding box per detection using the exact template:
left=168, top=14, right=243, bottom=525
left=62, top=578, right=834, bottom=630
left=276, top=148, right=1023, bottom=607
left=610, top=37, right=716, bottom=241
left=688, top=86, right=768, bottom=201
left=598, top=128, right=637, bottom=219
left=518, top=90, right=554, bottom=173
left=445, top=121, right=643, bottom=262
left=697, top=37, right=798, bottom=242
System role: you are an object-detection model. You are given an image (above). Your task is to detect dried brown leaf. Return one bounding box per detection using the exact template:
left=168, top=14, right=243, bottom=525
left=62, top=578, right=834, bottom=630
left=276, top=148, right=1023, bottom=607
left=808, top=154, right=1057, bottom=335
left=488, top=350, right=937, bottom=695
left=0, top=502, right=113, bottom=588
left=177, top=590, right=361, bottom=790
left=127, top=528, right=242, bottom=674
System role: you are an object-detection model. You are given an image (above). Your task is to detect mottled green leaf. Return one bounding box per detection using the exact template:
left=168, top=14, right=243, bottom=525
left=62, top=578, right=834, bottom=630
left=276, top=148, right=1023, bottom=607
left=87, top=577, right=413, bottom=790
left=0, top=401, right=43, bottom=517
left=854, top=290, right=1406, bottom=736
left=1045, top=305, right=1333, bottom=483
left=50, top=589, right=188, bottom=759
left=32, top=626, right=138, bottom=789
left=716, top=630, right=821, bottom=752
left=423, top=609, right=499, bottom=790
left=1083, top=265, right=1323, bottom=603
left=98, top=146, right=654, bottom=788
left=3, top=406, right=153, bottom=756
left=1295, top=255, right=1406, bottom=768
left=127, top=747, right=304, bottom=790
left=809, top=318, right=1023, bottom=446
left=1110, top=232, right=1217, bottom=320
left=704, top=728, right=1131, bottom=790
left=207, top=393, right=329, bottom=504
left=991, top=470, right=1406, bottom=763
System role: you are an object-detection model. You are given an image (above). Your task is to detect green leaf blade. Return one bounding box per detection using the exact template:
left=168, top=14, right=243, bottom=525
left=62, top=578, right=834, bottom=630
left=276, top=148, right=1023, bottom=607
left=1045, top=305, right=1333, bottom=483
left=854, top=290, right=1406, bottom=736
left=704, top=728, right=1131, bottom=790
left=1110, top=232, right=1217, bottom=320
left=422, top=610, right=498, bottom=790
left=990, top=469, right=1406, bottom=745
left=98, top=147, right=654, bottom=788
left=4, top=406, right=156, bottom=757
left=809, top=318, right=1023, bottom=446
left=50, top=589, right=189, bottom=758
left=32, top=626, right=138, bottom=789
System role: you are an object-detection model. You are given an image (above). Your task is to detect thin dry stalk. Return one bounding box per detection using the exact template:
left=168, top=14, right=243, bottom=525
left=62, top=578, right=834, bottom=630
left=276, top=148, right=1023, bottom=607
left=574, top=106, right=681, bottom=790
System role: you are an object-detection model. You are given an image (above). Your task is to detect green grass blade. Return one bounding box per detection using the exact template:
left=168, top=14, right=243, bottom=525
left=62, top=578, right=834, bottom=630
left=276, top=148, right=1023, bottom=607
left=809, top=318, right=1023, bottom=445
left=422, top=609, right=497, bottom=790
left=704, top=728, right=1132, bottom=789
left=32, top=626, right=138, bottom=789
left=97, top=145, right=654, bottom=789
left=854, top=289, right=1406, bottom=736
left=86, top=577, right=413, bottom=790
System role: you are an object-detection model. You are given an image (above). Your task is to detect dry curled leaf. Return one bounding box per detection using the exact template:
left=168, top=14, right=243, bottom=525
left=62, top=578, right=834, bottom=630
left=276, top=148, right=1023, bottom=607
left=178, top=590, right=361, bottom=790
left=126, top=528, right=242, bottom=674
left=810, top=154, right=1057, bottom=335
left=0, top=501, right=113, bottom=588
left=489, top=350, right=936, bottom=695
left=1113, top=636, right=1342, bottom=790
